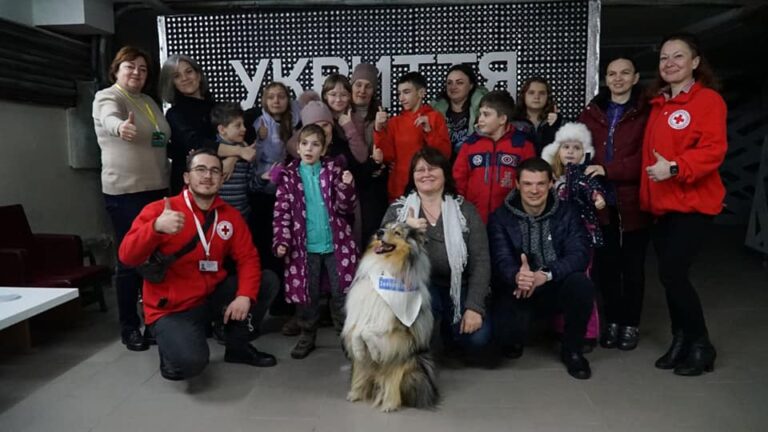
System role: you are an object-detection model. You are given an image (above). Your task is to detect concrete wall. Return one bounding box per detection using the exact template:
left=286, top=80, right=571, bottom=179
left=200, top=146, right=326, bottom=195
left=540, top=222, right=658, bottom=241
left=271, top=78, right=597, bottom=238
left=0, top=100, right=111, bottom=246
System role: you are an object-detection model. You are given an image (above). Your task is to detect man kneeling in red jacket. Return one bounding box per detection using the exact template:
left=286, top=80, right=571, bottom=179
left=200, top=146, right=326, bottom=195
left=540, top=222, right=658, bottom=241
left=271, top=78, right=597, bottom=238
left=120, top=148, right=276, bottom=380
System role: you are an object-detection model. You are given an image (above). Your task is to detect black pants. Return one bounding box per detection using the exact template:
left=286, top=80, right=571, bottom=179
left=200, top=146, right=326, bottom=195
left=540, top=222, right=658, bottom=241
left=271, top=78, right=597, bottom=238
left=297, top=252, right=346, bottom=332
left=152, top=276, right=253, bottom=379
left=652, top=212, right=712, bottom=339
left=104, top=189, right=167, bottom=335
left=593, top=208, right=649, bottom=327
left=494, top=273, right=595, bottom=353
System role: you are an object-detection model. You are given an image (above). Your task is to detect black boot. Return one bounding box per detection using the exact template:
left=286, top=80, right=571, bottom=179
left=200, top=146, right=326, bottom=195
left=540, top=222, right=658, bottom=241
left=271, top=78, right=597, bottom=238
left=600, top=323, right=619, bottom=349
left=655, top=330, right=688, bottom=370
left=561, top=350, right=591, bottom=380
left=674, top=336, right=716, bottom=376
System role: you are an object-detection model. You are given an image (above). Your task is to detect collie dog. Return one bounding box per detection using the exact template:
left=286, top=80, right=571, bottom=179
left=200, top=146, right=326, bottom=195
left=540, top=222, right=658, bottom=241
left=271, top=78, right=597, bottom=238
left=342, top=222, right=438, bottom=412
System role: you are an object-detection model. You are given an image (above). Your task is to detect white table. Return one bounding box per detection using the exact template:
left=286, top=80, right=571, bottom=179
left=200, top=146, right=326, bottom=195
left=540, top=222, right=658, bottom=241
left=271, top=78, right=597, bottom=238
left=0, top=287, right=79, bottom=352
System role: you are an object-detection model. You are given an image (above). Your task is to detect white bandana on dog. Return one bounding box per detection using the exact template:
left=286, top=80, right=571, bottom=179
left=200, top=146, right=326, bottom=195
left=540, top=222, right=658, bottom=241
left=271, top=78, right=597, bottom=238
left=370, top=272, right=423, bottom=327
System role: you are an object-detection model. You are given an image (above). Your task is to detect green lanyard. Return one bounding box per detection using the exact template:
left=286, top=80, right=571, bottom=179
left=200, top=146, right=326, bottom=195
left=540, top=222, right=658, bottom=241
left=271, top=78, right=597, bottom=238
left=115, top=84, right=159, bottom=131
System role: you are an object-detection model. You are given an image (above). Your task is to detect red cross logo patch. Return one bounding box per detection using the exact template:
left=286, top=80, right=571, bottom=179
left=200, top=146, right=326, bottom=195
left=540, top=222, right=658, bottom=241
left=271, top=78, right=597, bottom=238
left=667, top=109, right=691, bottom=130
left=216, top=221, right=233, bottom=240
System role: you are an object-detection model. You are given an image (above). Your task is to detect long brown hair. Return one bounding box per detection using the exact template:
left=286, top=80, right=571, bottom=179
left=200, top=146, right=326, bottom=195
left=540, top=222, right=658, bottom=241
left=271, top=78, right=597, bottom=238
left=648, top=33, right=720, bottom=96
left=261, top=82, right=294, bottom=143
left=321, top=73, right=353, bottom=116
left=512, top=76, right=557, bottom=122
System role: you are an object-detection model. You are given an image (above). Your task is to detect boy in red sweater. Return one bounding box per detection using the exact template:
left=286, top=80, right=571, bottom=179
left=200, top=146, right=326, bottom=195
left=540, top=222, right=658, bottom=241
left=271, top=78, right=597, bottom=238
left=453, top=90, right=536, bottom=223
left=374, top=71, right=451, bottom=201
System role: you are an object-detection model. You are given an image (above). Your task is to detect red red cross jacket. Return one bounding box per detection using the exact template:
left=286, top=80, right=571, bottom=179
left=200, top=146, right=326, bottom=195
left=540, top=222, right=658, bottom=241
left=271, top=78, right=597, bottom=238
left=640, top=82, right=728, bottom=216
left=119, top=192, right=261, bottom=325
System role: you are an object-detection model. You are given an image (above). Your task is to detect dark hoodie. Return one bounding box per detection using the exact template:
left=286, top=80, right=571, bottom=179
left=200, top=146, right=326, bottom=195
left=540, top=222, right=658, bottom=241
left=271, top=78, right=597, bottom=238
left=487, top=189, right=590, bottom=293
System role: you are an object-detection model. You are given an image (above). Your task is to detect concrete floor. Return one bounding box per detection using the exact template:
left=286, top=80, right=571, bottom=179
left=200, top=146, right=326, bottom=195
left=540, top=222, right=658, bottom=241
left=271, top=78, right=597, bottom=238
left=1, top=225, right=767, bottom=432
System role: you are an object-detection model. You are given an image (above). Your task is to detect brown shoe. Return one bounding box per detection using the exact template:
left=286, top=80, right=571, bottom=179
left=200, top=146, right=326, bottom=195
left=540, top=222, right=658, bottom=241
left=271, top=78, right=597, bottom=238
left=282, top=316, right=300, bottom=336
left=290, top=332, right=316, bottom=359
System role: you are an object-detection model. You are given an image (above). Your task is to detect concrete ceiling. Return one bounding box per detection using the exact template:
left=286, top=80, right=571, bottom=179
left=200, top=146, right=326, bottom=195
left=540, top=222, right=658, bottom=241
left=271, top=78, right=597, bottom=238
left=113, top=0, right=768, bottom=82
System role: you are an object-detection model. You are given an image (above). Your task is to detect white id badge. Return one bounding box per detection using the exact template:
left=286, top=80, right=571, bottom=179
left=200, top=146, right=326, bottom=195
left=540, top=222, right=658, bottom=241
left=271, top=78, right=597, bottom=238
left=199, top=260, right=219, bottom=272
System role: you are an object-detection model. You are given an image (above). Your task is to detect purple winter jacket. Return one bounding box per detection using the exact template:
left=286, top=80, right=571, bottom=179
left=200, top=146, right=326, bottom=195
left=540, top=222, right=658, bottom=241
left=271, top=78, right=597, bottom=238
left=272, top=156, right=358, bottom=304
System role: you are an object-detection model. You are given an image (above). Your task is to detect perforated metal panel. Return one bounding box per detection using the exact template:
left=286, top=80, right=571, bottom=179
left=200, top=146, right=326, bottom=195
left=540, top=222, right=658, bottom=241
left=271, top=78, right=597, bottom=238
left=158, top=1, right=597, bottom=119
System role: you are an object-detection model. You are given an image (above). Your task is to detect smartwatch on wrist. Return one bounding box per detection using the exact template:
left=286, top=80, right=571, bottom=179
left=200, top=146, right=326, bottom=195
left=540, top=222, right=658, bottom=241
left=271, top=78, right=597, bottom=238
left=669, top=161, right=679, bottom=176
left=541, top=267, right=553, bottom=282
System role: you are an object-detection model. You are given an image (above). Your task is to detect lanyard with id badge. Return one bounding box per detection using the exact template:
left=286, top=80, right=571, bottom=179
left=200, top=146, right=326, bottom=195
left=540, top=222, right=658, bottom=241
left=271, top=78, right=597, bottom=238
left=115, top=84, right=166, bottom=147
left=183, top=190, right=219, bottom=272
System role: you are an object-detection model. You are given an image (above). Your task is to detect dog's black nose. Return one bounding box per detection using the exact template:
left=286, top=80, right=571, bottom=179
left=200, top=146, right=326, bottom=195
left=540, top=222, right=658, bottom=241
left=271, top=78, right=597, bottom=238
left=375, top=229, right=385, bottom=239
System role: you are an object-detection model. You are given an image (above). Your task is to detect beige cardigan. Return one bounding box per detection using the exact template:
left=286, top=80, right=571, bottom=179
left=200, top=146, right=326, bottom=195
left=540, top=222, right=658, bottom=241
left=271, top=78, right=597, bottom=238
left=92, top=85, right=171, bottom=195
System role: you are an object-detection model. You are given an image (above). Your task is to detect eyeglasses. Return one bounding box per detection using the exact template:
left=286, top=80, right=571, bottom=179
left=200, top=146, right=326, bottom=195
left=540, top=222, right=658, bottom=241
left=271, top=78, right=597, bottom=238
left=190, top=166, right=222, bottom=177
left=413, top=165, right=440, bottom=175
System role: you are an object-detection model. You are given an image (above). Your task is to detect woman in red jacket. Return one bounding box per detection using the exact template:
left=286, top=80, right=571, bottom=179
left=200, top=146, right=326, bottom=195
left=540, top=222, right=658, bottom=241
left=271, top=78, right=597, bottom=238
left=641, top=33, right=726, bottom=376
left=579, top=56, right=650, bottom=351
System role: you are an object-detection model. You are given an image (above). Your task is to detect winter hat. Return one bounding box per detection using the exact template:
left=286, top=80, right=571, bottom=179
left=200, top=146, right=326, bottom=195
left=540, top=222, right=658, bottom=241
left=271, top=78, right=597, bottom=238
left=300, top=100, right=333, bottom=125
left=541, top=122, right=595, bottom=165
left=297, top=90, right=320, bottom=108
left=351, top=63, right=379, bottom=85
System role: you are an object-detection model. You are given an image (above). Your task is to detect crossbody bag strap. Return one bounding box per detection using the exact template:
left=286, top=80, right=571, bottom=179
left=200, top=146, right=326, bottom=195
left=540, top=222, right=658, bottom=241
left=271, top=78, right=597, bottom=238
left=172, top=209, right=217, bottom=259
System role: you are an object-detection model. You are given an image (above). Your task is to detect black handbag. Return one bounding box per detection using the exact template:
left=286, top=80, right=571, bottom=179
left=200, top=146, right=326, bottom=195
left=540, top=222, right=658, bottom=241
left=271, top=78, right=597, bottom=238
left=136, top=210, right=216, bottom=283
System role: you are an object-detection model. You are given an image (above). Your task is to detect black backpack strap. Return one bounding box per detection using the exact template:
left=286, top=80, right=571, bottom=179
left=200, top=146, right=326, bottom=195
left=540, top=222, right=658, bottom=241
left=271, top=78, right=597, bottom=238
left=172, top=209, right=217, bottom=259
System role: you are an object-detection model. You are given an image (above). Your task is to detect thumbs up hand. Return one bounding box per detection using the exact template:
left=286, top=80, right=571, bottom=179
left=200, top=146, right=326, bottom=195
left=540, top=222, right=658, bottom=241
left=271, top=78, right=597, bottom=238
left=514, top=253, right=536, bottom=298
left=119, top=111, right=138, bottom=142
left=240, top=142, right=258, bottom=162
left=645, top=149, right=674, bottom=182
left=339, top=107, right=353, bottom=126
left=414, top=114, right=431, bottom=133
left=153, top=197, right=186, bottom=234
left=546, top=104, right=559, bottom=126
left=371, top=144, right=384, bottom=164
left=257, top=117, right=268, bottom=141
left=374, top=106, right=388, bottom=131
left=405, top=207, right=428, bottom=232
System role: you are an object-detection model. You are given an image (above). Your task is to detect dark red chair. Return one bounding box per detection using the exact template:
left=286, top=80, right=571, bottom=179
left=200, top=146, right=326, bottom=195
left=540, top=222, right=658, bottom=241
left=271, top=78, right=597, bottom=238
left=0, top=204, right=111, bottom=311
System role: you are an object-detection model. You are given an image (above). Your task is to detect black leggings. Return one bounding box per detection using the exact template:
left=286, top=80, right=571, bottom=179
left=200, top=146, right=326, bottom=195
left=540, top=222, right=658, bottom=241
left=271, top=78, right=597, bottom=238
left=652, top=212, right=712, bottom=339
left=593, top=208, right=649, bottom=327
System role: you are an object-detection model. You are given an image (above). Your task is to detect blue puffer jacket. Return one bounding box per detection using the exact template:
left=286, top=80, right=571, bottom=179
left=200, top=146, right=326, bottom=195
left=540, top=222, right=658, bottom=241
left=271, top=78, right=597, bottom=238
left=487, top=190, right=590, bottom=293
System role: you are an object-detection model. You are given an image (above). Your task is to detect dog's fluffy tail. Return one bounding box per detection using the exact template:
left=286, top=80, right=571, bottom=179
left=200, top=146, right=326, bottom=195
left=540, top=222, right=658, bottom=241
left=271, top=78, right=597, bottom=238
left=400, top=351, right=439, bottom=408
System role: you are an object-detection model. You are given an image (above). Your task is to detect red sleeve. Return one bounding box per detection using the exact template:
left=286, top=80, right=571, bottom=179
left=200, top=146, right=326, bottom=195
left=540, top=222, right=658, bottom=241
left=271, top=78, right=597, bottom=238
left=118, top=201, right=167, bottom=267
left=425, top=112, right=452, bottom=159
left=675, top=92, right=728, bottom=184
left=228, top=211, right=261, bottom=301
left=453, top=145, right=470, bottom=196
left=374, top=120, right=396, bottom=163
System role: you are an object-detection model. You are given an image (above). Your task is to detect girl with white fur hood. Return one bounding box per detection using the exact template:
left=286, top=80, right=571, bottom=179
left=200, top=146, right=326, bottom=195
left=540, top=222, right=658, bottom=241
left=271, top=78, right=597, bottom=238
left=541, top=122, right=607, bottom=247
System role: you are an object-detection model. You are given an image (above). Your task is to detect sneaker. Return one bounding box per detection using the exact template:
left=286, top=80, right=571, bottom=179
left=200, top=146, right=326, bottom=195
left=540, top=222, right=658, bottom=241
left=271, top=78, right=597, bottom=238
left=600, top=323, right=619, bottom=349
left=290, top=332, right=316, bottom=359
left=121, top=329, right=149, bottom=352
left=618, top=326, right=640, bottom=351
